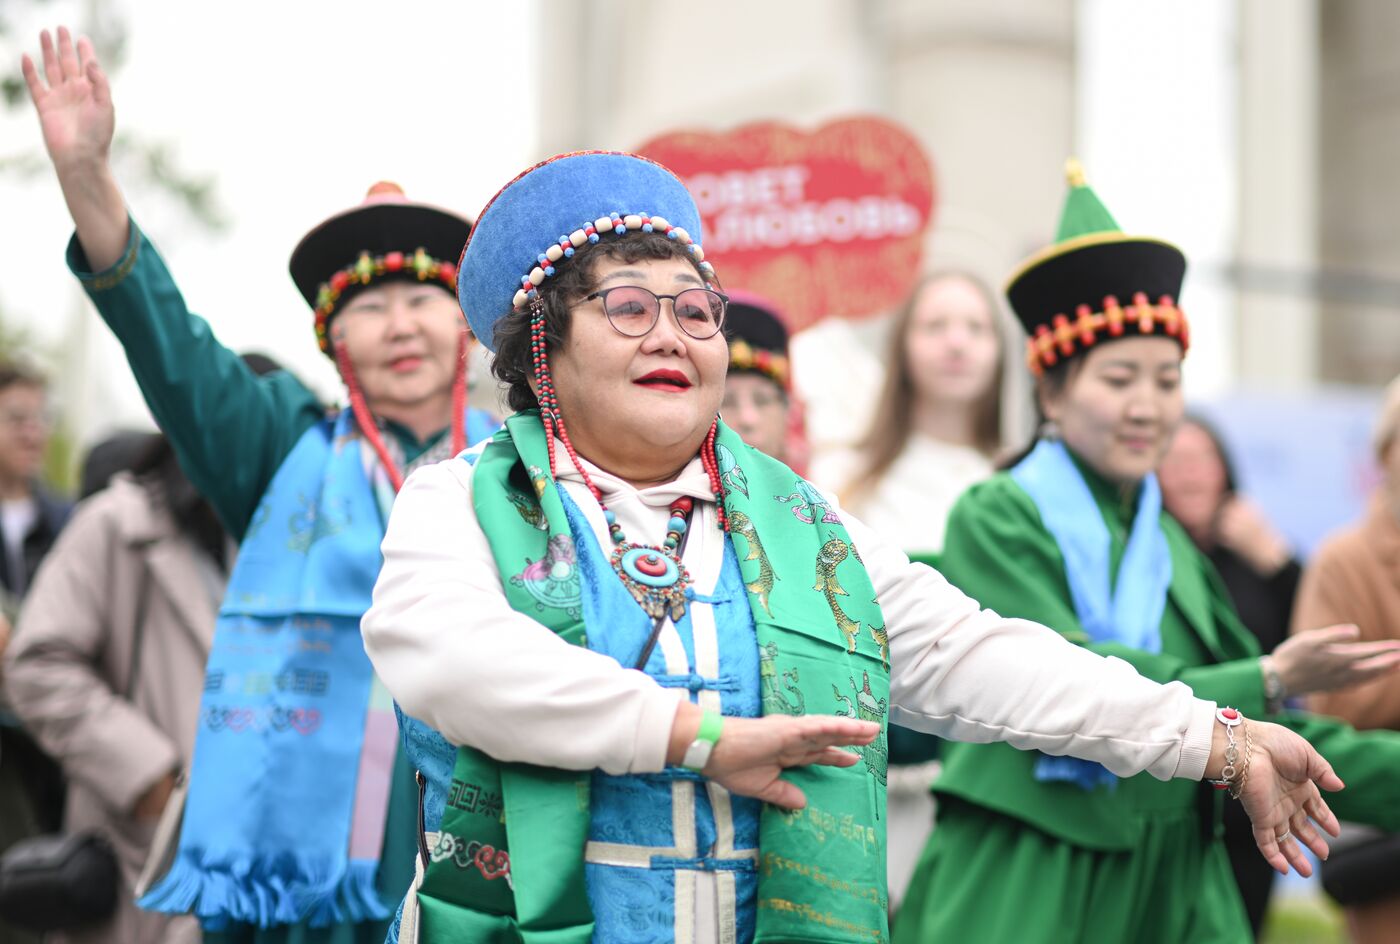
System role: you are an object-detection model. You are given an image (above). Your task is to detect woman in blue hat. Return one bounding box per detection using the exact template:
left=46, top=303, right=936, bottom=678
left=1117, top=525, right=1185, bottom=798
left=22, top=28, right=497, bottom=943
left=361, top=149, right=1355, bottom=943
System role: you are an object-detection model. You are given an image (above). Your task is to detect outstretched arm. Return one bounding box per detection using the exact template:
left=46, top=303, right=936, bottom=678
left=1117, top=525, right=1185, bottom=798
left=22, top=27, right=323, bottom=537
left=844, top=485, right=1340, bottom=875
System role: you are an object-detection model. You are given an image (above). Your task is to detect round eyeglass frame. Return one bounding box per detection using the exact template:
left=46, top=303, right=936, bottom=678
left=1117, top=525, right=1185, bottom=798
left=583, top=285, right=730, bottom=340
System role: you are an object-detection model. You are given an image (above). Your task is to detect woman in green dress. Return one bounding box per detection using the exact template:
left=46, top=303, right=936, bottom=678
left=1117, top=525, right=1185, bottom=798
left=894, top=164, right=1400, bottom=943
left=21, top=28, right=496, bottom=943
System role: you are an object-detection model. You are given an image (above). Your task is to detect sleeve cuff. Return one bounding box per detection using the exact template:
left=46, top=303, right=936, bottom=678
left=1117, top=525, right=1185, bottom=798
left=628, top=686, right=686, bottom=774
left=1187, top=659, right=1269, bottom=720
left=1172, top=697, right=1217, bottom=781
left=66, top=215, right=140, bottom=292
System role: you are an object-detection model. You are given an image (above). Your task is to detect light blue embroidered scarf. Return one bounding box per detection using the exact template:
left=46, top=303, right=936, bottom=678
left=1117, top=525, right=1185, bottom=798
left=141, top=407, right=496, bottom=928
left=1011, top=438, right=1172, bottom=790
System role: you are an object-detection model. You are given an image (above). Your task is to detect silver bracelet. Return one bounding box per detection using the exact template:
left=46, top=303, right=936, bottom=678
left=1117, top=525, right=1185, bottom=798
left=1205, top=706, right=1245, bottom=795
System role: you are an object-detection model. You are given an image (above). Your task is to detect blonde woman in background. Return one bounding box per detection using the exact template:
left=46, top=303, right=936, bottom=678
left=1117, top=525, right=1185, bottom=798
left=810, top=270, right=1011, bottom=918
left=812, top=271, right=1008, bottom=566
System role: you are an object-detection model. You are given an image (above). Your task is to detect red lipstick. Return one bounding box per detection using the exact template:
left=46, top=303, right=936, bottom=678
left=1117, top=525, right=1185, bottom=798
left=634, top=369, right=692, bottom=392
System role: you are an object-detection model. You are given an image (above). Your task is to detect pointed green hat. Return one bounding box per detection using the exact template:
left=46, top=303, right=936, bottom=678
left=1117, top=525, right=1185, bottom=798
left=1005, top=159, right=1189, bottom=373
left=1055, top=158, right=1120, bottom=241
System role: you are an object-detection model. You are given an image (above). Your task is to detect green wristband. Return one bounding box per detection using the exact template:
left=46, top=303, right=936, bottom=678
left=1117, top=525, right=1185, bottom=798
left=696, top=709, right=724, bottom=745
left=681, top=709, right=725, bottom=771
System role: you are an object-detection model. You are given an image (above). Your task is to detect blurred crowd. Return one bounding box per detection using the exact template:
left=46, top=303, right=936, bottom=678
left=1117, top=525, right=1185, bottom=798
left=2, top=226, right=1398, bottom=942
left=3, top=23, right=1400, bottom=944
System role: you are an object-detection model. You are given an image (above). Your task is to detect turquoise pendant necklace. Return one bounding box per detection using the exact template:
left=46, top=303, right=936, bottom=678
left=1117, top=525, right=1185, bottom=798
left=604, top=496, right=694, bottom=622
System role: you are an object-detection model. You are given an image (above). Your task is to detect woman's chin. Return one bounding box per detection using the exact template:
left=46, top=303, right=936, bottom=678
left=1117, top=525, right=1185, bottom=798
left=920, top=377, right=991, bottom=405
left=1103, top=458, right=1156, bottom=486
left=371, top=373, right=450, bottom=409
left=616, top=410, right=710, bottom=450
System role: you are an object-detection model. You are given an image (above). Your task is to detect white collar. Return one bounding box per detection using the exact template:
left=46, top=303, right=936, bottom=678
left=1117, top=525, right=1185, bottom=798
left=553, top=446, right=714, bottom=511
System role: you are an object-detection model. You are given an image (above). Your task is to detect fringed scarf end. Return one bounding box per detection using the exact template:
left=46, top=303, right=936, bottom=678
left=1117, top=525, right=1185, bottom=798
left=137, top=848, right=381, bottom=929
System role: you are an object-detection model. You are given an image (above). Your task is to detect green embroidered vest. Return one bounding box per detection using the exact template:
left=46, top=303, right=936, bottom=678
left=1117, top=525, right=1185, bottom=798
left=417, top=413, right=891, bottom=942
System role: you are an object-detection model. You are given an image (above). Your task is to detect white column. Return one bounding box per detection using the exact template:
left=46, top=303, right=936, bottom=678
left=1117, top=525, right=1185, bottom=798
left=1235, top=0, right=1320, bottom=387
left=1077, top=0, right=1240, bottom=395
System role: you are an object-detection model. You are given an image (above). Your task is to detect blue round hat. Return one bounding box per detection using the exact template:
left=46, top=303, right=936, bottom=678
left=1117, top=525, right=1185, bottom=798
left=457, top=151, right=710, bottom=351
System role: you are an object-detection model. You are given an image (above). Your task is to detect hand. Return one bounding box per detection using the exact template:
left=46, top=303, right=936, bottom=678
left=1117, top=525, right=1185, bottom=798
left=1216, top=497, right=1291, bottom=575
left=1229, top=720, right=1344, bottom=875
left=21, top=27, right=114, bottom=175
left=1271, top=624, right=1400, bottom=696
left=669, top=705, right=878, bottom=809
left=133, top=770, right=178, bottom=821
left=20, top=26, right=128, bottom=270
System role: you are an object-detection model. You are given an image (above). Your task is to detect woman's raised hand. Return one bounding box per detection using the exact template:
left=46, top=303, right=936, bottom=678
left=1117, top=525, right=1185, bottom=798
left=20, top=26, right=128, bottom=270
left=21, top=27, right=114, bottom=175
left=1230, top=719, right=1344, bottom=875
left=1272, top=623, right=1400, bottom=696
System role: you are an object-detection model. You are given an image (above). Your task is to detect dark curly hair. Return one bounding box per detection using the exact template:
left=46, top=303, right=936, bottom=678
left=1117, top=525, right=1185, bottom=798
left=491, top=233, right=712, bottom=413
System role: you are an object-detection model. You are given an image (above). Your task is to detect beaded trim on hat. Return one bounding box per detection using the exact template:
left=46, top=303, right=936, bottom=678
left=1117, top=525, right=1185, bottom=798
left=1026, top=292, right=1190, bottom=376
left=314, top=248, right=458, bottom=353
left=728, top=339, right=790, bottom=389
left=510, top=212, right=716, bottom=311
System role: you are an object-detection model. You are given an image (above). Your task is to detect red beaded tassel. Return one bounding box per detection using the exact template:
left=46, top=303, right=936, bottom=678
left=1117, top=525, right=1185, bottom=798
left=530, top=300, right=604, bottom=503
left=450, top=327, right=469, bottom=457
left=530, top=301, right=727, bottom=530
left=333, top=337, right=406, bottom=493
left=528, top=302, right=559, bottom=479
left=700, top=418, right=728, bottom=532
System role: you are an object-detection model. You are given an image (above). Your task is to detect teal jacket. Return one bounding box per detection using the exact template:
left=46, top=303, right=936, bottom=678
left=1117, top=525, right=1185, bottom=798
left=67, top=219, right=450, bottom=540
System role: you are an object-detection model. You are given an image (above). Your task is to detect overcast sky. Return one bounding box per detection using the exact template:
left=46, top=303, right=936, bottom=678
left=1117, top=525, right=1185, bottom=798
left=1, top=0, right=538, bottom=441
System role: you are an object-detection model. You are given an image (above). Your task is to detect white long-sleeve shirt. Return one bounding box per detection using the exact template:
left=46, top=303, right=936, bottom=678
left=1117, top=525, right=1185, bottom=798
left=362, top=451, right=1216, bottom=784
left=809, top=433, right=994, bottom=558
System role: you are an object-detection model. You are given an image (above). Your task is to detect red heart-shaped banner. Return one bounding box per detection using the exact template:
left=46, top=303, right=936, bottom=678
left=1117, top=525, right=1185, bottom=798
left=637, top=116, right=936, bottom=331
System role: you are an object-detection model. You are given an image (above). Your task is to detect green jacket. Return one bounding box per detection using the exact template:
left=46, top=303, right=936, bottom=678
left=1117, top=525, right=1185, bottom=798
left=933, top=461, right=1400, bottom=851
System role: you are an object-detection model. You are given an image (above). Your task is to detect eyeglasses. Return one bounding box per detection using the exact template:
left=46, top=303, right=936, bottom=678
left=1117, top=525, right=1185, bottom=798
left=0, top=410, right=51, bottom=431
left=583, top=286, right=729, bottom=340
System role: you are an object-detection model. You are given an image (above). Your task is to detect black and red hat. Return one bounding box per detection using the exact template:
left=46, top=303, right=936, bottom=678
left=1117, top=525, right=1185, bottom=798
left=723, top=290, right=792, bottom=389
left=288, top=182, right=473, bottom=355
left=1005, top=161, right=1188, bottom=376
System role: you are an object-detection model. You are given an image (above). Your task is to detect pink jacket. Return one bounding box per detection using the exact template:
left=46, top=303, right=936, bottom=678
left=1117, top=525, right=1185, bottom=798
left=5, top=473, right=222, bottom=944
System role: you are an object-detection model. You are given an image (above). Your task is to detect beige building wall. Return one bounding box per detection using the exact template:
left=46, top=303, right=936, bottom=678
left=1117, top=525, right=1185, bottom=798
left=1236, top=0, right=1321, bottom=388
left=1236, top=0, right=1400, bottom=391
left=537, top=0, right=1073, bottom=286
left=536, top=0, right=1074, bottom=448
left=537, top=2, right=879, bottom=155
left=1318, top=0, right=1400, bottom=386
